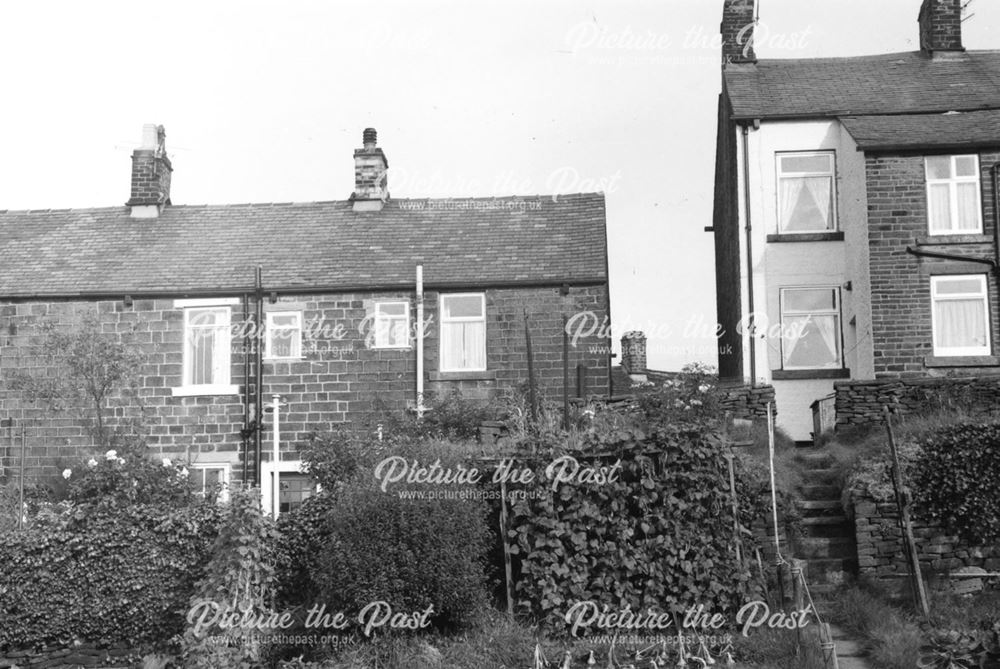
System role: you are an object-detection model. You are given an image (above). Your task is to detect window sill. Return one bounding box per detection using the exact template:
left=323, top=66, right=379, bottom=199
left=916, top=234, right=992, bottom=245
left=172, top=384, right=241, bottom=397
left=264, top=357, right=305, bottom=362
left=924, top=355, right=1000, bottom=368
left=372, top=346, right=412, bottom=351
left=766, top=232, right=844, bottom=243
left=771, top=368, right=850, bottom=380
left=428, top=370, right=497, bottom=382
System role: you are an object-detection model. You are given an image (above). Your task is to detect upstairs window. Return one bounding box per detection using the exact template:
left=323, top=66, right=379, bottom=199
left=776, top=152, right=837, bottom=233
left=779, top=287, right=842, bottom=370
left=925, top=155, right=982, bottom=235
left=931, top=275, right=990, bottom=357
left=440, top=293, right=486, bottom=371
left=265, top=312, right=302, bottom=359
left=183, top=307, right=232, bottom=388
left=373, top=301, right=410, bottom=348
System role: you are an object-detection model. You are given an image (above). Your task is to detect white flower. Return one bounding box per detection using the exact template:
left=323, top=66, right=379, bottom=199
left=698, top=384, right=711, bottom=394
left=62, top=468, right=72, bottom=480
left=117, top=457, right=126, bottom=466
left=105, top=449, right=118, bottom=461
left=162, top=458, right=172, bottom=468
left=690, top=399, right=703, bottom=407
left=179, top=467, right=189, bottom=479
left=87, top=458, right=98, bottom=468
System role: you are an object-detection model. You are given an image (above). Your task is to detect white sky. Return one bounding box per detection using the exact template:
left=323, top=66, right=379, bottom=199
left=1, top=1, right=998, bottom=370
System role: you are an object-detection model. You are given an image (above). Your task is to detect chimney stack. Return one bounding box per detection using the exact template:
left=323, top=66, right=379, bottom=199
left=127, top=124, right=172, bottom=219
left=352, top=127, right=388, bottom=212
left=721, top=0, right=757, bottom=65
left=919, top=0, right=964, bottom=55
left=621, top=331, right=647, bottom=379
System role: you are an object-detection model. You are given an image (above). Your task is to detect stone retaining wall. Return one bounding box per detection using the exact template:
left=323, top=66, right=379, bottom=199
left=0, top=642, right=144, bottom=669
left=853, top=495, right=1000, bottom=582
left=719, top=384, right=776, bottom=420
left=835, top=376, right=1000, bottom=428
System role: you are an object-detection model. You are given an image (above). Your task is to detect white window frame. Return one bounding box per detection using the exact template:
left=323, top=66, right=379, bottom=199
left=260, top=459, right=319, bottom=518
left=265, top=311, right=303, bottom=360
left=775, top=151, right=838, bottom=234
left=189, top=463, right=231, bottom=503
left=439, top=293, right=487, bottom=372
left=779, top=286, right=843, bottom=370
left=925, top=155, right=983, bottom=235
left=931, top=275, right=991, bottom=357
left=174, top=298, right=239, bottom=396
left=373, top=301, right=410, bottom=349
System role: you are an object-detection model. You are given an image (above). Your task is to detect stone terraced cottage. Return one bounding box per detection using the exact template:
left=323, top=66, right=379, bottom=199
left=713, top=0, right=1000, bottom=440
left=0, top=126, right=611, bottom=514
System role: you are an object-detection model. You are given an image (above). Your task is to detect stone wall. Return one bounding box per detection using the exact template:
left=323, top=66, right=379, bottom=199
left=0, top=641, right=143, bottom=669
left=718, top=383, right=776, bottom=420
left=0, top=285, right=609, bottom=479
left=853, top=495, right=1000, bottom=582
left=835, top=376, right=1000, bottom=427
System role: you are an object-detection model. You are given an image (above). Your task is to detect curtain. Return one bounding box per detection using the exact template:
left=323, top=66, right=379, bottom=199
left=783, top=315, right=839, bottom=368
left=929, top=183, right=951, bottom=232
left=936, top=299, right=986, bottom=349
left=780, top=177, right=831, bottom=231
left=956, top=182, right=978, bottom=231
left=442, top=321, right=485, bottom=370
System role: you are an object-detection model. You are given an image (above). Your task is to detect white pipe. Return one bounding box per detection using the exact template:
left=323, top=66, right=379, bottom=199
left=416, top=265, right=425, bottom=418
left=271, top=393, right=281, bottom=519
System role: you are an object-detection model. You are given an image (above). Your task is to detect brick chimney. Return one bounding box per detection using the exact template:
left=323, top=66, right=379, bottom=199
left=352, top=127, right=388, bottom=212
left=721, top=0, right=757, bottom=65
left=127, top=124, right=172, bottom=219
left=919, top=0, right=964, bottom=55
left=620, top=331, right=647, bottom=379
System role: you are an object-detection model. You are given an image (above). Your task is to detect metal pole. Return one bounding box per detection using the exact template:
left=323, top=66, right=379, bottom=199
left=254, top=266, right=264, bottom=488
left=767, top=402, right=785, bottom=607
left=416, top=265, right=425, bottom=419
left=17, top=426, right=26, bottom=531
left=726, top=450, right=743, bottom=564
left=499, top=477, right=514, bottom=616
left=562, top=314, right=570, bottom=431
left=271, top=394, right=281, bottom=519
left=523, top=310, right=537, bottom=424
left=241, top=293, right=251, bottom=484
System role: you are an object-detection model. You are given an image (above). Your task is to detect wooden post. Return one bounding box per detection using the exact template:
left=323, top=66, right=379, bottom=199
left=883, top=406, right=930, bottom=618
left=766, top=403, right=785, bottom=607
left=819, top=623, right=839, bottom=669
left=791, top=559, right=806, bottom=656
left=562, top=314, right=570, bottom=431
left=725, top=450, right=743, bottom=564
left=523, top=309, right=538, bottom=425
left=499, top=477, right=515, bottom=616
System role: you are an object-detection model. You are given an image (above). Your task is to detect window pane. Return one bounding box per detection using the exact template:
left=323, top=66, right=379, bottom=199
left=955, top=156, right=977, bottom=177
left=782, top=315, right=840, bottom=368
left=442, top=321, right=485, bottom=369
left=443, top=295, right=483, bottom=319
left=271, top=314, right=298, bottom=328
left=780, top=154, right=832, bottom=173
left=388, top=318, right=408, bottom=347
left=191, top=328, right=215, bottom=384
left=271, top=331, right=295, bottom=357
left=935, top=277, right=985, bottom=295
left=926, top=156, right=952, bottom=179
left=779, top=176, right=833, bottom=232
left=928, top=184, right=951, bottom=231
left=783, top=289, right=836, bottom=312
left=956, top=182, right=979, bottom=231
left=935, top=299, right=987, bottom=349
left=279, top=473, right=314, bottom=514
left=378, top=302, right=406, bottom=316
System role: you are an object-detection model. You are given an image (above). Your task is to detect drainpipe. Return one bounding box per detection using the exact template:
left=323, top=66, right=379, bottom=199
left=241, top=293, right=251, bottom=484
left=992, top=164, right=1000, bottom=275
left=741, top=123, right=757, bottom=386
left=416, top=265, right=425, bottom=418
left=254, top=266, right=264, bottom=488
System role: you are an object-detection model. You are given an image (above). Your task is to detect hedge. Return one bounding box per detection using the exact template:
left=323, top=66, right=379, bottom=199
left=0, top=502, right=223, bottom=650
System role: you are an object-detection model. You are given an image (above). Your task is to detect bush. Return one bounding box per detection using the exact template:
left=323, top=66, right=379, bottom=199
left=0, top=501, right=223, bottom=650
left=312, top=443, right=492, bottom=631
left=507, top=423, right=756, bottom=632
left=911, top=422, right=1000, bottom=545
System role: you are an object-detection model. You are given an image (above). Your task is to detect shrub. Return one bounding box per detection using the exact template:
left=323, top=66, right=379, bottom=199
left=911, top=422, right=1000, bottom=545
left=507, top=424, right=756, bottom=632
left=312, top=443, right=492, bottom=631
left=275, top=491, right=337, bottom=606
left=180, top=486, right=282, bottom=668
left=0, top=501, right=223, bottom=650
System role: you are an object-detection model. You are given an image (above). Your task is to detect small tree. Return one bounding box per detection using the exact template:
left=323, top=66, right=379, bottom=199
left=10, top=315, right=144, bottom=448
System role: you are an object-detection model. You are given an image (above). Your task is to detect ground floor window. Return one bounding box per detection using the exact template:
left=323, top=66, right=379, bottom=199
left=260, top=460, right=317, bottom=517
left=931, top=274, right=991, bottom=356
left=779, top=287, right=842, bottom=369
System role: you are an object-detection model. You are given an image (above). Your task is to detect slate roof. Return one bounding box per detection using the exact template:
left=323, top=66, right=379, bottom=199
left=0, top=194, right=607, bottom=297
left=840, top=109, right=1000, bottom=150
left=725, top=50, right=1000, bottom=120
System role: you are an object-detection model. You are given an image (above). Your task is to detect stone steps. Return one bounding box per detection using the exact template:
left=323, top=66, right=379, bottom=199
left=798, top=536, right=856, bottom=559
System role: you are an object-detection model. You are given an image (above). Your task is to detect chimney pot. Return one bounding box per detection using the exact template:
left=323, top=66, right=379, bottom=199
left=362, top=127, right=378, bottom=149
left=620, top=331, right=648, bottom=378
